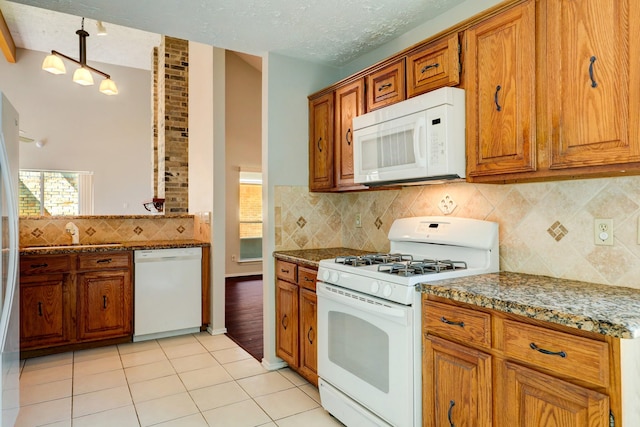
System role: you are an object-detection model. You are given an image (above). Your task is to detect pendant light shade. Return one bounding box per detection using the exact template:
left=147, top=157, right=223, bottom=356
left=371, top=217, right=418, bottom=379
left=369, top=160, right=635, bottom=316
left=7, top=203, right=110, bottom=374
left=99, top=78, right=118, bottom=95
left=73, top=67, right=94, bottom=86
left=42, top=17, right=118, bottom=95
left=42, top=54, right=66, bottom=74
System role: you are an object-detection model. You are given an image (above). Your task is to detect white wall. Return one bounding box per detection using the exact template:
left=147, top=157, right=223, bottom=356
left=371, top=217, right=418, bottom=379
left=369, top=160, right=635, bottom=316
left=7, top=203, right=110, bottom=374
left=262, top=52, right=339, bottom=367
left=225, top=51, right=262, bottom=277
left=0, top=48, right=153, bottom=215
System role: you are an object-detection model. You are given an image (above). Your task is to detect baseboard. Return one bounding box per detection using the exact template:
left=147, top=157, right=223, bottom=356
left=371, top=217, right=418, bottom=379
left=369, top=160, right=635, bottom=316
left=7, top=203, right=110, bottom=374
left=262, top=357, right=288, bottom=371
left=225, top=272, right=263, bottom=278
left=207, top=326, right=228, bottom=335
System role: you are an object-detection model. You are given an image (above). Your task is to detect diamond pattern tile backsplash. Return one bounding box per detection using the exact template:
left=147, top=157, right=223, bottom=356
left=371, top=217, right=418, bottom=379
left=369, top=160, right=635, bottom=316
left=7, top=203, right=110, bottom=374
left=274, top=176, right=640, bottom=288
left=20, top=215, right=195, bottom=247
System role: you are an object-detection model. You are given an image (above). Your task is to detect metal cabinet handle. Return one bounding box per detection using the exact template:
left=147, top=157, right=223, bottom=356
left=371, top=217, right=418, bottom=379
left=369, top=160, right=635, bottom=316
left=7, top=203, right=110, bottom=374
left=96, top=258, right=112, bottom=264
left=346, top=128, right=352, bottom=146
left=378, top=83, right=392, bottom=91
left=282, top=314, right=288, bottom=330
left=307, top=326, right=314, bottom=344
left=494, top=85, right=502, bottom=111
left=589, top=56, right=598, bottom=88
left=440, top=316, right=465, bottom=328
left=530, top=342, right=566, bottom=358
left=448, top=400, right=456, bottom=427
left=317, top=137, right=322, bottom=152
left=38, top=301, right=43, bottom=317
left=103, top=295, right=108, bottom=309
left=30, top=263, right=48, bottom=268
left=303, top=277, right=314, bottom=282
left=421, top=62, right=440, bottom=73
left=281, top=269, right=290, bottom=274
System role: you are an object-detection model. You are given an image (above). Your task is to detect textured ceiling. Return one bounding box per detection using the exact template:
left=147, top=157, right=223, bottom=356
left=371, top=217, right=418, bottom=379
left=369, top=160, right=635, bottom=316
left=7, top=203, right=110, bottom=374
left=2, top=0, right=467, bottom=69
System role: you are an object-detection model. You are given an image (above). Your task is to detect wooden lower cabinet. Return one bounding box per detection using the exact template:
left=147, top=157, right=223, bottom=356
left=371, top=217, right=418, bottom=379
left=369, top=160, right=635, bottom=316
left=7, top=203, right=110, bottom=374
left=77, top=269, right=132, bottom=340
left=275, top=259, right=318, bottom=385
left=423, top=334, right=492, bottom=427
left=500, top=361, right=609, bottom=426
left=20, top=251, right=133, bottom=356
left=422, top=295, right=630, bottom=427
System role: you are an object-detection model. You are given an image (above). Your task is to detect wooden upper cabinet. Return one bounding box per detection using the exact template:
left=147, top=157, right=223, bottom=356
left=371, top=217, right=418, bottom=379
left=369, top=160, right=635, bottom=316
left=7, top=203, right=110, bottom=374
left=546, top=0, right=640, bottom=169
left=466, top=0, right=537, bottom=178
left=366, top=59, right=406, bottom=111
left=334, top=79, right=365, bottom=189
left=407, top=33, right=460, bottom=98
left=309, top=92, right=334, bottom=191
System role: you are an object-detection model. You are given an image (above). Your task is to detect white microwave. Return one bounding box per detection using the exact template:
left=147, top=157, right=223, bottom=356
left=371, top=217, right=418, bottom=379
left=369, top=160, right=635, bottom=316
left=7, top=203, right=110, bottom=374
left=353, top=87, right=465, bottom=185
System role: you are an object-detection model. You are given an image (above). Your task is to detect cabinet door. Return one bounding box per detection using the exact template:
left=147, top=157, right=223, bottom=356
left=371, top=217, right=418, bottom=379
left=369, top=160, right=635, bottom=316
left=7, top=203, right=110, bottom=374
left=309, top=92, right=334, bottom=191
left=466, top=0, right=537, bottom=177
left=547, top=0, right=640, bottom=169
left=77, top=270, right=132, bottom=340
left=334, top=79, right=365, bottom=189
left=407, top=33, right=460, bottom=98
left=298, top=288, right=317, bottom=386
left=423, top=335, right=492, bottom=427
left=366, top=59, right=406, bottom=111
left=20, top=275, right=69, bottom=347
left=501, top=360, right=609, bottom=427
left=276, top=279, right=299, bottom=367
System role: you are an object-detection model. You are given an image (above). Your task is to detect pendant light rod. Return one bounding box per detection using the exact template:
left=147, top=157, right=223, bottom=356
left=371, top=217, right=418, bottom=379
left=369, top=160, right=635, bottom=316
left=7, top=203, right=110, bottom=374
left=48, top=50, right=111, bottom=79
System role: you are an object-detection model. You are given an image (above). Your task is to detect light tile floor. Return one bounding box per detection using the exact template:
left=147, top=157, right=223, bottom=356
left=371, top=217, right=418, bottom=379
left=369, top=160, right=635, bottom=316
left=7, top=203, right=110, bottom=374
left=16, top=333, right=344, bottom=427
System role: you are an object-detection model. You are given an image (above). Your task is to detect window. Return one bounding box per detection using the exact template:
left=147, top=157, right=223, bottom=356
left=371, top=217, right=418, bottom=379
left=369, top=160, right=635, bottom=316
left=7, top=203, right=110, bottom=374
left=19, top=170, right=93, bottom=216
left=238, top=171, right=262, bottom=261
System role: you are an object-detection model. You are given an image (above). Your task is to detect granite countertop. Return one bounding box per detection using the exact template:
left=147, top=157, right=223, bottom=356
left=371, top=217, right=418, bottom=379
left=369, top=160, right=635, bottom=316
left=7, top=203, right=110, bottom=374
left=20, top=239, right=209, bottom=256
left=273, top=248, right=372, bottom=269
left=418, top=271, right=640, bottom=339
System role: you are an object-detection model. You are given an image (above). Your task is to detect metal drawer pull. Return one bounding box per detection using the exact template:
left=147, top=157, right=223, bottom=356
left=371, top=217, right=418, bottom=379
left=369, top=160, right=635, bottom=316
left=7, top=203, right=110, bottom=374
left=96, top=258, right=113, bottom=264
left=317, top=137, right=322, bottom=152
left=303, top=277, right=314, bottom=282
left=307, top=326, right=314, bottom=344
left=448, top=400, right=455, bottom=427
left=494, top=85, right=502, bottom=111
left=38, top=302, right=43, bottom=317
left=530, top=342, right=566, bottom=358
left=103, top=295, right=108, bottom=309
left=346, top=128, right=352, bottom=145
left=282, top=314, right=288, bottom=329
left=589, top=56, right=597, bottom=88
left=421, top=62, right=440, bottom=73
left=440, top=316, right=464, bottom=328
left=281, top=269, right=290, bottom=274
left=378, top=83, right=392, bottom=91
left=30, top=263, right=48, bottom=268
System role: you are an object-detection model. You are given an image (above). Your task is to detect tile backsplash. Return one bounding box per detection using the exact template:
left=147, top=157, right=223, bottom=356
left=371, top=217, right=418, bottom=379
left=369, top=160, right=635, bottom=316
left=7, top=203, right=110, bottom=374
left=275, top=176, right=640, bottom=289
left=20, top=215, right=195, bottom=247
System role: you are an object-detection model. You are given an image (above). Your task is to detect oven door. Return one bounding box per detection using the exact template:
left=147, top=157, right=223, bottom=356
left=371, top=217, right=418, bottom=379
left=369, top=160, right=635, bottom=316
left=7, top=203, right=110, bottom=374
left=317, top=282, right=414, bottom=427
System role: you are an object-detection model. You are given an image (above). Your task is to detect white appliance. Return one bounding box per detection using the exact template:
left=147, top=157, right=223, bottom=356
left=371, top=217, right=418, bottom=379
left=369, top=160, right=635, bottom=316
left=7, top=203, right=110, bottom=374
left=353, top=87, right=465, bottom=186
left=317, top=216, right=499, bottom=427
left=134, top=247, right=202, bottom=341
left=0, top=93, right=20, bottom=426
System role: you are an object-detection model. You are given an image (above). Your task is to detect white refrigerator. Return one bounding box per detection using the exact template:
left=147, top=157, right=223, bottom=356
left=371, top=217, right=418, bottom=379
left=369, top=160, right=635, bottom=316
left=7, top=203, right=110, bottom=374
left=0, top=92, right=20, bottom=426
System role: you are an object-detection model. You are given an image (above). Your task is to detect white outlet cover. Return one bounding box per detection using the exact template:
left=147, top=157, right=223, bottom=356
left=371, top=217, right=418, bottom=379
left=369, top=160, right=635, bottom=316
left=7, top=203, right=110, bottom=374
left=594, top=218, right=613, bottom=246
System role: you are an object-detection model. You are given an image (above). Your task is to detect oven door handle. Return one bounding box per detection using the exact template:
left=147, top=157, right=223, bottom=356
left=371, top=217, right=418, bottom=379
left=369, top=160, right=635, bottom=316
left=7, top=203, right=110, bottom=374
left=317, top=284, right=410, bottom=322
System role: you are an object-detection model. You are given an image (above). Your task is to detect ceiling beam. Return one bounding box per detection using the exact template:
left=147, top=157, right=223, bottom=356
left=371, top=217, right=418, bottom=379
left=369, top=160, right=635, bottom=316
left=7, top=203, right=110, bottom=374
left=0, top=9, right=16, bottom=63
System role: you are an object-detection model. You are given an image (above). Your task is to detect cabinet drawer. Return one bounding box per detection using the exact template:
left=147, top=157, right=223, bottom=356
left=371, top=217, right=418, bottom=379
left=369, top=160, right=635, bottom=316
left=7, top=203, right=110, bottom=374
left=502, top=319, right=609, bottom=387
left=21, top=255, right=72, bottom=276
left=366, top=59, right=406, bottom=111
left=298, top=266, right=317, bottom=291
left=276, top=260, right=296, bottom=282
left=406, top=33, right=460, bottom=98
left=423, top=300, right=491, bottom=349
left=78, top=252, right=130, bottom=270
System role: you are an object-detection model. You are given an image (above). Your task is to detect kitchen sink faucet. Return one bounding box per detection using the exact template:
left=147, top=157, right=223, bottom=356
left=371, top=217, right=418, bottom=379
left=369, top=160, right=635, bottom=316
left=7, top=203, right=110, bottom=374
left=65, top=222, right=79, bottom=245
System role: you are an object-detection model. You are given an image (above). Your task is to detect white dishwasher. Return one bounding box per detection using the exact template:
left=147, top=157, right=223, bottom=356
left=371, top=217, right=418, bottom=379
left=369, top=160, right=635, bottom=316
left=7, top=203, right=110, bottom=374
left=134, top=247, right=202, bottom=341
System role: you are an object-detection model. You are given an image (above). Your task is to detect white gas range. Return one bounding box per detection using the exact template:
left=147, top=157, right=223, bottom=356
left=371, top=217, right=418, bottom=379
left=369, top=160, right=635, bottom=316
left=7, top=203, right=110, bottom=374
left=316, top=216, right=499, bottom=427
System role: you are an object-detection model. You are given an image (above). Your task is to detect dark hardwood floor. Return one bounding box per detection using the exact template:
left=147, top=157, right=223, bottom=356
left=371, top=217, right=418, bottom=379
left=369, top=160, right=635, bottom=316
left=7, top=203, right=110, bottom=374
left=225, top=275, right=263, bottom=361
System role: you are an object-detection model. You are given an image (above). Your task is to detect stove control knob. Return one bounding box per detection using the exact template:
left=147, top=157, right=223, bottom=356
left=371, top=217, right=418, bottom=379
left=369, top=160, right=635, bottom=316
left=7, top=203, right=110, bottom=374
left=321, top=270, right=330, bottom=282
left=383, top=284, right=393, bottom=297
left=330, top=271, right=340, bottom=283
left=370, top=281, right=380, bottom=294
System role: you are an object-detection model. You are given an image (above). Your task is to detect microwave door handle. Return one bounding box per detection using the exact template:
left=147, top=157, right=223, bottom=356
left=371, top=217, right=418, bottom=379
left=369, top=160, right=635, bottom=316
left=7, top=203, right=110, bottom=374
left=414, top=117, right=427, bottom=165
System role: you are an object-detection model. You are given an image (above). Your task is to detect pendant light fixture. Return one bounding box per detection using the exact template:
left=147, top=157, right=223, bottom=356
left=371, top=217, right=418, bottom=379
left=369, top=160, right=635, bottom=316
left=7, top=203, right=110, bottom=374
left=41, top=17, right=118, bottom=95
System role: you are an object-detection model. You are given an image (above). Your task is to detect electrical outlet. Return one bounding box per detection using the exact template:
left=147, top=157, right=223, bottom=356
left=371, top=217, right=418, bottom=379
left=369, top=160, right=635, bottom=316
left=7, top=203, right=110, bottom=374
left=355, top=213, right=362, bottom=228
left=231, top=254, right=237, bottom=261
left=594, top=219, right=613, bottom=246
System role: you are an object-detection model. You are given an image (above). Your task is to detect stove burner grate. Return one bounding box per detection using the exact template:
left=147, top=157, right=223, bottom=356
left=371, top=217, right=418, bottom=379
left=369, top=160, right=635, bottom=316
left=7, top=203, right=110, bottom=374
left=377, top=259, right=468, bottom=276
left=334, top=253, right=413, bottom=267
